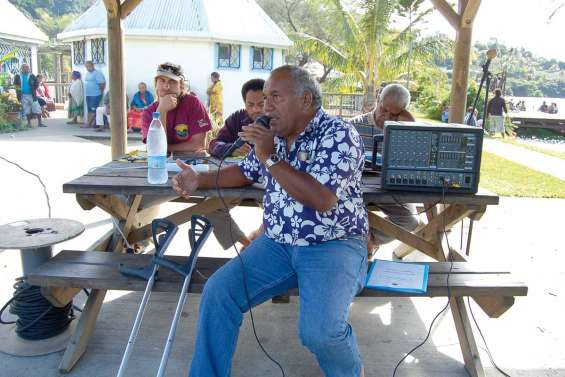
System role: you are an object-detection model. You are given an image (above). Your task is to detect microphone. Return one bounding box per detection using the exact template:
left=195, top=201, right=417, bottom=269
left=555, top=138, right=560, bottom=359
left=221, top=115, right=271, bottom=159
left=482, top=48, right=497, bottom=73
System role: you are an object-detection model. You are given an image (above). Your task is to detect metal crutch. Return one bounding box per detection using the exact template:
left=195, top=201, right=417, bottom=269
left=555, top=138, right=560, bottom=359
left=116, top=218, right=179, bottom=377
left=116, top=216, right=213, bottom=377
left=153, top=215, right=212, bottom=377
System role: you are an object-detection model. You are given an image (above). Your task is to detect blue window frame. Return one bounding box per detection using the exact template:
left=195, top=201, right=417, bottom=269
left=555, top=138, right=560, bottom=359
left=251, top=47, right=273, bottom=71
left=216, top=43, right=240, bottom=69
left=73, top=40, right=85, bottom=65
left=91, top=38, right=105, bottom=64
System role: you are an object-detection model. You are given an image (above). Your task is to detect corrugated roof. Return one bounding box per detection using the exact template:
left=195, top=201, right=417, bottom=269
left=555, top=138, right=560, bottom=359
left=58, top=0, right=292, bottom=48
left=0, top=0, right=49, bottom=44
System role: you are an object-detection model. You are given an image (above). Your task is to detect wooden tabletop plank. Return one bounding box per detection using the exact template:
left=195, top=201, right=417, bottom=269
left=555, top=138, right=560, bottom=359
left=64, top=173, right=498, bottom=205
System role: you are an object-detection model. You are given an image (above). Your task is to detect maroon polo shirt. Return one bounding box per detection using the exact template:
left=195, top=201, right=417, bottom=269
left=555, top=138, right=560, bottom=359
left=208, top=109, right=254, bottom=158
left=142, top=93, right=212, bottom=144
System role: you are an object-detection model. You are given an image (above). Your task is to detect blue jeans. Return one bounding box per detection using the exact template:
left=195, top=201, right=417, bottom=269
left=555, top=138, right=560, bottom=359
left=188, top=234, right=368, bottom=377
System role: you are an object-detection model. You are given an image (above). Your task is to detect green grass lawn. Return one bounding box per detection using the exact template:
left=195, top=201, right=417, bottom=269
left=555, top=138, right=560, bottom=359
left=412, top=111, right=441, bottom=124
left=480, top=151, right=565, bottom=198
left=499, top=138, right=565, bottom=160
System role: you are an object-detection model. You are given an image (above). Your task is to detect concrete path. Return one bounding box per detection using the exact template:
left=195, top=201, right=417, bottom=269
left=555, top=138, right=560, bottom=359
left=0, top=110, right=143, bottom=145
left=1, top=114, right=564, bottom=376
left=483, top=138, right=565, bottom=181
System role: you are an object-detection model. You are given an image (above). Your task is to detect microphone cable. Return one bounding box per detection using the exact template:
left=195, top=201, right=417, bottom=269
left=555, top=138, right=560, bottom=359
left=392, top=180, right=453, bottom=377
left=0, top=155, right=51, bottom=218
left=205, top=147, right=286, bottom=376
left=391, top=180, right=511, bottom=377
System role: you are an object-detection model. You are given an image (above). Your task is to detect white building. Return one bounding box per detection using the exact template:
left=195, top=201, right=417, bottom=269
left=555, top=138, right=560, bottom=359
left=57, top=0, right=292, bottom=117
left=0, top=0, right=48, bottom=75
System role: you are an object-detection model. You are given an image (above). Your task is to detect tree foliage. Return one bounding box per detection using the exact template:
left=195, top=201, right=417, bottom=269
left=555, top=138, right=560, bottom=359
left=9, top=0, right=93, bottom=38
left=258, top=0, right=452, bottom=112
left=469, top=39, right=565, bottom=98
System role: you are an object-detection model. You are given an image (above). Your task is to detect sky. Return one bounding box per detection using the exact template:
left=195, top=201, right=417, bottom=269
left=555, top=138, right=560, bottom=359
left=405, top=0, right=565, bottom=62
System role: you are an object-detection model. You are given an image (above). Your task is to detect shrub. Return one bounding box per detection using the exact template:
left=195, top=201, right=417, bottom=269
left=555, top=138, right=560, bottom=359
left=0, top=91, right=23, bottom=133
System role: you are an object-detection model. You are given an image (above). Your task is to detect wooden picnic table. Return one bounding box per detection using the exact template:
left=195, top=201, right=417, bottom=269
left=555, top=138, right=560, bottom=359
left=45, top=157, right=505, bottom=376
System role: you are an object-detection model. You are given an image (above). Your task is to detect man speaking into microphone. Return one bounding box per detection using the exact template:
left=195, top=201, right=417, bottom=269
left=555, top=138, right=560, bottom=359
left=173, top=65, right=369, bottom=377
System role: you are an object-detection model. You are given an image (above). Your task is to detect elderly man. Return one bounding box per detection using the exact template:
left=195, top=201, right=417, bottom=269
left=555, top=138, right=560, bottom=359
left=13, top=64, right=43, bottom=127
left=173, top=65, right=368, bottom=377
left=350, top=83, right=419, bottom=256
left=84, top=61, right=106, bottom=128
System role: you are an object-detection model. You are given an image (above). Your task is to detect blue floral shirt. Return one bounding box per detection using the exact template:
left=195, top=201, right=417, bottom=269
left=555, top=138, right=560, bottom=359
left=239, top=108, right=368, bottom=246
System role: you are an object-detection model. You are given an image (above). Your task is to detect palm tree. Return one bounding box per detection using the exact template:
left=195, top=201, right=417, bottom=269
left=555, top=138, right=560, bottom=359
left=396, top=0, right=432, bottom=88
left=294, top=0, right=446, bottom=112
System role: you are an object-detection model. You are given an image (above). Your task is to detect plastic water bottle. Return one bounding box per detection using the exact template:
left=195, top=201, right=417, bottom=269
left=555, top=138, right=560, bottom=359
left=147, top=112, right=168, bottom=184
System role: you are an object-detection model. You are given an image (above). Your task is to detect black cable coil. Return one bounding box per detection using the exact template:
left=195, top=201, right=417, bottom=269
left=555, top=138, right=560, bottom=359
left=0, top=278, right=74, bottom=340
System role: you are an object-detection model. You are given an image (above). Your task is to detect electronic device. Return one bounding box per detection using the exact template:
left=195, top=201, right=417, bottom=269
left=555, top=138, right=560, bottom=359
left=362, top=135, right=383, bottom=173
left=381, top=121, right=483, bottom=193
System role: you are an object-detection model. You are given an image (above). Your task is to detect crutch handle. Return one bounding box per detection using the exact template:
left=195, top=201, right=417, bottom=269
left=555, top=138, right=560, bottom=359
left=154, top=215, right=212, bottom=277
left=152, top=219, right=178, bottom=258
left=119, top=219, right=178, bottom=280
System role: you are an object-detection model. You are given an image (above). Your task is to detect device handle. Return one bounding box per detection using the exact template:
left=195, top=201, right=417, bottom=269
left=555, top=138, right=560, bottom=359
left=119, top=219, right=178, bottom=280
left=152, top=219, right=178, bottom=257
left=372, top=134, right=384, bottom=170
left=154, top=215, right=213, bottom=277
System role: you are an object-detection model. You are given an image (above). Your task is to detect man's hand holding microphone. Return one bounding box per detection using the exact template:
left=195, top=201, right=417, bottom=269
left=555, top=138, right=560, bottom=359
left=172, top=116, right=272, bottom=198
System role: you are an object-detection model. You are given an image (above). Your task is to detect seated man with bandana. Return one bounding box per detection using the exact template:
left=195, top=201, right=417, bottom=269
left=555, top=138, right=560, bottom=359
left=142, top=62, right=211, bottom=154
left=350, top=83, right=420, bottom=257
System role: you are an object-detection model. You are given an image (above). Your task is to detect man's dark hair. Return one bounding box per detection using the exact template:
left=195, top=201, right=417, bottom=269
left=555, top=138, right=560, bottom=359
left=211, top=71, right=220, bottom=79
left=241, top=78, right=265, bottom=101
left=494, top=88, right=502, bottom=97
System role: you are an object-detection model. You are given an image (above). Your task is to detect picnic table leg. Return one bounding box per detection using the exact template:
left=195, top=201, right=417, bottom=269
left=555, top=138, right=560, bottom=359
left=393, top=201, right=442, bottom=259
left=451, top=297, right=484, bottom=377
left=447, top=246, right=517, bottom=318
left=59, top=289, right=107, bottom=373
left=128, top=197, right=228, bottom=244
left=58, top=194, right=143, bottom=373
left=430, top=213, right=485, bottom=377
left=392, top=204, right=477, bottom=260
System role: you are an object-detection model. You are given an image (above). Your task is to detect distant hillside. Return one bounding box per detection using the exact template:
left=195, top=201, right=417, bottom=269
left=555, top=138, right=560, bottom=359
left=9, top=0, right=94, bottom=39
left=432, top=35, right=565, bottom=98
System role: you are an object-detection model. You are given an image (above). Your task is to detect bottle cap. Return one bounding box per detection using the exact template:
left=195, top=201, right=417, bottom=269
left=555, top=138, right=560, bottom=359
left=152, top=112, right=160, bottom=119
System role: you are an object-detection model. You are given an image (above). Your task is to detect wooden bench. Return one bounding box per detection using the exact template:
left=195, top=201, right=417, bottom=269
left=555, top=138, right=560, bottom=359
left=28, top=250, right=528, bottom=377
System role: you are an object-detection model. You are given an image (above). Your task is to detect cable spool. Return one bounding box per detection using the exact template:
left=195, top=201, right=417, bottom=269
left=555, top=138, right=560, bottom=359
left=0, top=218, right=85, bottom=356
left=0, top=278, right=74, bottom=340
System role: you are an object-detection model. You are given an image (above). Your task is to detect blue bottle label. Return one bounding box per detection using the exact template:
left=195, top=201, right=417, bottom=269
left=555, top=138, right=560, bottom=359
left=148, top=155, right=166, bottom=169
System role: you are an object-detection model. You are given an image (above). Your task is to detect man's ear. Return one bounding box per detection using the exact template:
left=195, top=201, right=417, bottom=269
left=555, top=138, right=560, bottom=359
left=302, top=90, right=314, bottom=111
